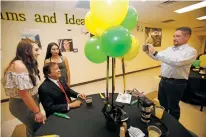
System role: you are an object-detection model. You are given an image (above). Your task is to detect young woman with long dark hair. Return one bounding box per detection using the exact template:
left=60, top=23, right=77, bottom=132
left=44, top=42, right=71, bottom=87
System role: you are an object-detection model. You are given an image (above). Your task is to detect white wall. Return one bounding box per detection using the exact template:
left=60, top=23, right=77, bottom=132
left=1, top=1, right=204, bottom=99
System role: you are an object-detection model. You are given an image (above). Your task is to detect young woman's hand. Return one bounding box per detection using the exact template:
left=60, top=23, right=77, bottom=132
left=35, top=112, right=46, bottom=123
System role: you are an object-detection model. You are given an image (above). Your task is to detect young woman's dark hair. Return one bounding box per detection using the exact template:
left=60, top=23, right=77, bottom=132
left=45, top=42, right=62, bottom=60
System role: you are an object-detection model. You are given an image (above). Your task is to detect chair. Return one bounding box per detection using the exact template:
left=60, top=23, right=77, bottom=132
left=193, top=54, right=206, bottom=111
left=193, top=92, right=206, bottom=111
left=199, top=54, right=206, bottom=74
left=188, top=130, right=198, bottom=137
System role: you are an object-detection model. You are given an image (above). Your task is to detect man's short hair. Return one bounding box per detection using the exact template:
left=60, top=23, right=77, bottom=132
left=43, top=62, right=57, bottom=78
left=176, top=27, right=192, bottom=36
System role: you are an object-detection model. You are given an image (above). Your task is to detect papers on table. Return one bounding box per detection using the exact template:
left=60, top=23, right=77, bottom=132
left=115, top=93, right=132, bottom=104
left=128, top=126, right=145, bottom=137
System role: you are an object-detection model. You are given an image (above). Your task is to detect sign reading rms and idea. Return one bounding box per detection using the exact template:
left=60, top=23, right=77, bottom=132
left=1, top=12, right=85, bottom=25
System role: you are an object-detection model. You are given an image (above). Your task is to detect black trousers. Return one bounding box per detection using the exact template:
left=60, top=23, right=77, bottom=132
left=158, top=78, right=187, bottom=120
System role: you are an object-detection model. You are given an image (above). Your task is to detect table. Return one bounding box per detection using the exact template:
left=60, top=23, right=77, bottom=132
left=35, top=94, right=192, bottom=137
left=181, top=70, right=206, bottom=104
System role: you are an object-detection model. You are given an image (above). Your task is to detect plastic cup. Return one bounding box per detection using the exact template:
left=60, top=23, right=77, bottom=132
left=148, top=125, right=162, bottom=137
left=86, top=96, right=92, bottom=107
left=155, top=106, right=165, bottom=119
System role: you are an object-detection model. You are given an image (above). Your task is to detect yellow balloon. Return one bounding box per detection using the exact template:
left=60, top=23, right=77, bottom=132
left=85, top=11, right=110, bottom=36
left=200, top=54, right=206, bottom=68
left=124, top=35, right=140, bottom=61
left=85, top=11, right=96, bottom=35
left=90, top=0, right=129, bottom=27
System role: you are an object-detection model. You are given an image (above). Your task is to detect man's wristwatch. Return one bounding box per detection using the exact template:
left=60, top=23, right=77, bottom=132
left=153, top=51, right=158, bottom=56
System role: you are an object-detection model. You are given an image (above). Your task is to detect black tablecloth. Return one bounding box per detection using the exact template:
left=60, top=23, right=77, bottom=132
left=35, top=94, right=192, bottom=137
left=188, top=69, right=206, bottom=80
left=181, top=70, right=206, bottom=104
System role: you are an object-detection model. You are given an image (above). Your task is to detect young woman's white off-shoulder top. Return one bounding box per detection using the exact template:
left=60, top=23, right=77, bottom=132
left=3, top=72, right=40, bottom=98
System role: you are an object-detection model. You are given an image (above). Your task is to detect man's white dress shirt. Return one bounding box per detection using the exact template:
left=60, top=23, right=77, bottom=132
left=148, top=44, right=197, bottom=80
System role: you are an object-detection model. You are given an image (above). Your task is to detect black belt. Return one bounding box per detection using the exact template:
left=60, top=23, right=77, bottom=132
left=161, top=77, right=187, bottom=84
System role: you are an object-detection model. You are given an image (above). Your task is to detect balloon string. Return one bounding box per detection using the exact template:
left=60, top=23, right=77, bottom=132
left=122, top=57, right=126, bottom=93
left=114, top=58, right=116, bottom=93
left=106, top=56, right=109, bottom=102
left=112, top=58, right=116, bottom=108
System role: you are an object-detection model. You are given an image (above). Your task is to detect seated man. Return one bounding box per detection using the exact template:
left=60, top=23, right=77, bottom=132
left=39, top=62, right=86, bottom=117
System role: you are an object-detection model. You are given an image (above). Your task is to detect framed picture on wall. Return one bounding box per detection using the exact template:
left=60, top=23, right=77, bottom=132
left=21, top=33, right=42, bottom=49
left=58, top=39, right=74, bottom=52
left=145, top=27, right=162, bottom=47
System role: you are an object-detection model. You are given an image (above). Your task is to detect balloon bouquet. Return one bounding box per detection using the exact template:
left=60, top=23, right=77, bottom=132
left=85, top=0, right=139, bottom=62
left=84, top=0, right=140, bottom=132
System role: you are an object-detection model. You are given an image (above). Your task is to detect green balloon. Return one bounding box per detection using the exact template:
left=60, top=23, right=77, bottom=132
left=121, top=6, right=138, bottom=31
left=100, top=26, right=132, bottom=58
left=84, top=36, right=107, bottom=64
